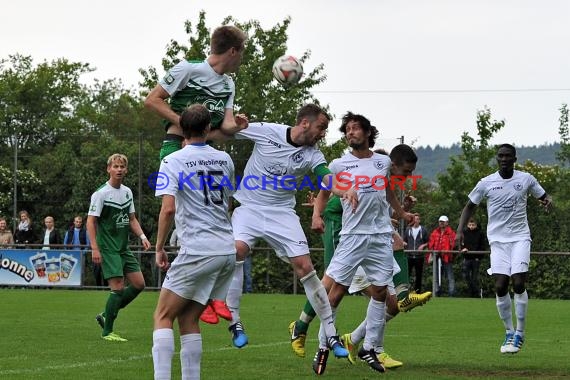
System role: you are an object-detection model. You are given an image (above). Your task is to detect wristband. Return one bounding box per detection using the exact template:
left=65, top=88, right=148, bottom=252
left=139, top=234, right=147, bottom=240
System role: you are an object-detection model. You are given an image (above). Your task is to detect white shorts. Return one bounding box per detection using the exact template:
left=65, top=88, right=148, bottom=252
left=348, top=257, right=400, bottom=294
left=326, top=233, right=393, bottom=287
left=232, top=205, right=309, bottom=261
left=487, top=240, right=531, bottom=276
left=162, top=254, right=236, bottom=305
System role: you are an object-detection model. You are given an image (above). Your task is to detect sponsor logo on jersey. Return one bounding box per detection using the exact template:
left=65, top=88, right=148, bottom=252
left=90, top=204, right=96, bottom=212
left=203, top=99, right=225, bottom=114
left=500, top=200, right=515, bottom=211
left=264, top=162, right=288, bottom=176
left=292, top=151, right=304, bottom=163
left=113, top=213, right=130, bottom=228
left=491, top=186, right=503, bottom=191
left=344, top=164, right=359, bottom=171
left=267, top=139, right=282, bottom=149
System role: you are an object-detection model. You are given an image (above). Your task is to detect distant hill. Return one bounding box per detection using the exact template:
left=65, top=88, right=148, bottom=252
left=415, top=143, right=561, bottom=182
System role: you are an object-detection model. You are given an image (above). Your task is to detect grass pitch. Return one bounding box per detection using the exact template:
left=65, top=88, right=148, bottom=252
left=0, top=289, right=568, bottom=379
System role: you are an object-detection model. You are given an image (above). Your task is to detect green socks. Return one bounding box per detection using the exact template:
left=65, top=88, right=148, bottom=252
left=103, top=290, right=123, bottom=336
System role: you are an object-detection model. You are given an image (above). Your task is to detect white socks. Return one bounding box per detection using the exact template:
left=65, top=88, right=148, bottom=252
left=301, top=270, right=337, bottom=340
left=496, top=293, right=514, bottom=332
left=363, top=298, right=386, bottom=351
left=226, top=261, right=245, bottom=324
left=152, top=328, right=175, bottom=380
left=180, top=333, right=202, bottom=380
left=514, top=290, right=528, bottom=335
left=153, top=330, right=203, bottom=380
left=351, top=319, right=367, bottom=346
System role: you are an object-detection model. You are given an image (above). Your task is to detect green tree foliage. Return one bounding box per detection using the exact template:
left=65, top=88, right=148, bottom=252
left=434, top=107, right=505, bottom=226
left=0, top=54, right=91, bottom=151
left=556, top=103, right=569, bottom=165
left=0, top=166, right=42, bottom=222
left=0, top=54, right=162, bottom=236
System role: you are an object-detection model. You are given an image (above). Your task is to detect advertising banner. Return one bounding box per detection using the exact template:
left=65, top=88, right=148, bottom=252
left=0, top=249, right=82, bottom=286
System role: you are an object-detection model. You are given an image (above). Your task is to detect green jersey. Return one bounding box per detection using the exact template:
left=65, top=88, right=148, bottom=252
left=159, top=60, right=235, bottom=130
left=323, top=195, right=342, bottom=222
left=88, top=182, right=135, bottom=255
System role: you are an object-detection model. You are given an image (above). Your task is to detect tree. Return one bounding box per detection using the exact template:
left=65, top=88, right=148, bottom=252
left=556, top=103, right=570, bottom=165
left=0, top=54, right=92, bottom=152
left=435, top=107, right=505, bottom=225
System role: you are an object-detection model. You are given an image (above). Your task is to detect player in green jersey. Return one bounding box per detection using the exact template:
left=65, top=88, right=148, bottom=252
left=87, top=153, right=151, bottom=342
left=144, top=25, right=248, bottom=160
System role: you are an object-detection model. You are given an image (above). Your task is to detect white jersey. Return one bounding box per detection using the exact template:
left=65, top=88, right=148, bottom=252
left=156, top=144, right=236, bottom=256
left=233, top=122, right=327, bottom=208
left=329, top=152, right=393, bottom=235
left=468, top=170, right=545, bottom=243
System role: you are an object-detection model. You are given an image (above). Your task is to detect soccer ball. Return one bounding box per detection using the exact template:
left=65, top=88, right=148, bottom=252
left=272, top=55, right=303, bottom=86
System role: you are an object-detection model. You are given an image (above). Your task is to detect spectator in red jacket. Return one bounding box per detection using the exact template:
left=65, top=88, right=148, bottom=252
left=428, top=215, right=457, bottom=296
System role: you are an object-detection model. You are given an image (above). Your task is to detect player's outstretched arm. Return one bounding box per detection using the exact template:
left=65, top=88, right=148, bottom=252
left=386, top=186, right=413, bottom=224
left=329, top=172, right=359, bottom=212
left=144, top=85, right=181, bottom=134
left=208, top=112, right=249, bottom=142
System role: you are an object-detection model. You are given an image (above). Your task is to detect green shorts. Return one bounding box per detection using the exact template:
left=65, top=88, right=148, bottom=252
left=101, top=250, right=141, bottom=280
left=159, top=138, right=182, bottom=161
left=322, top=215, right=342, bottom=268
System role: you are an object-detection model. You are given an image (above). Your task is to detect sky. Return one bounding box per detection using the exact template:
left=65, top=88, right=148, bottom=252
left=2, top=0, right=569, bottom=149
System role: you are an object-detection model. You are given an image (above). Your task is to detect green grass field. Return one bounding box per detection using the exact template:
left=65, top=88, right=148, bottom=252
left=0, top=289, right=568, bottom=379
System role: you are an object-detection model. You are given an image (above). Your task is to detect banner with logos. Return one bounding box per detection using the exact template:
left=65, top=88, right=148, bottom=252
left=0, top=249, right=82, bottom=286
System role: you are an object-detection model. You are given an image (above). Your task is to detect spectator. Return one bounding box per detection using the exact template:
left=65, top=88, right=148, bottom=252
left=0, top=217, right=15, bottom=246
left=14, top=210, right=36, bottom=247
left=64, top=215, right=101, bottom=285
left=41, top=216, right=61, bottom=250
left=404, top=214, right=429, bottom=292
left=428, top=215, right=457, bottom=297
left=461, top=218, right=487, bottom=297
left=64, top=215, right=90, bottom=250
